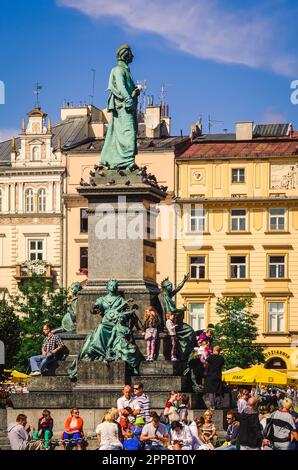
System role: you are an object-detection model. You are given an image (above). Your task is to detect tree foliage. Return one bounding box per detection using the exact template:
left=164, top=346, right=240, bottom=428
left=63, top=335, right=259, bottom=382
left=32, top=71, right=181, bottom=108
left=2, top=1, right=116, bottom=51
left=0, top=299, right=21, bottom=368
left=10, top=274, right=67, bottom=371
left=213, top=296, right=264, bottom=370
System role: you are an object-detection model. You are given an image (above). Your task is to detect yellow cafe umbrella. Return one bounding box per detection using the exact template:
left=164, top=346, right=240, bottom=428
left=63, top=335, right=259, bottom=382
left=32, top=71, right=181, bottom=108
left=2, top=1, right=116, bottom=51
left=222, top=364, right=287, bottom=386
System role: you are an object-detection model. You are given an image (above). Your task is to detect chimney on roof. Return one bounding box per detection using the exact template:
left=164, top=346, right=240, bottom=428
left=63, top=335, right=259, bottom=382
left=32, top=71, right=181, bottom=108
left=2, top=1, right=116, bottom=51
left=144, top=105, right=171, bottom=138
left=236, top=121, right=254, bottom=140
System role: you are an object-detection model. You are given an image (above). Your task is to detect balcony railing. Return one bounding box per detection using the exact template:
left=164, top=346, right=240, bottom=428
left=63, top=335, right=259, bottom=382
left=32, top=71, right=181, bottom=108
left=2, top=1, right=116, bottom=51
left=15, top=262, right=53, bottom=280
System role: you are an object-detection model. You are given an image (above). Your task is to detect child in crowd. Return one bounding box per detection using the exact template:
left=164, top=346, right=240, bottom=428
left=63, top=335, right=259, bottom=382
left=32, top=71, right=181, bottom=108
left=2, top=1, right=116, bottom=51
left=131, top=417, right=145, bottom=441
left=33, top=409, right=53, bottom=449
left=142, top=307, right=161, bottom=361
left=195, top=340, right=210, bottom=365
left=123, top=429, right=142, bottom=450
left=178, top=394, right=190, bottom=422
left=166, top=312, right=178, bottom=361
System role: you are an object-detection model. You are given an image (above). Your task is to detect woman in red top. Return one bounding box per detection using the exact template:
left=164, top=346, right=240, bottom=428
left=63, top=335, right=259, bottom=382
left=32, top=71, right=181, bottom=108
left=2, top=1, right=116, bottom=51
left=62, top=408, right=84, bottom=450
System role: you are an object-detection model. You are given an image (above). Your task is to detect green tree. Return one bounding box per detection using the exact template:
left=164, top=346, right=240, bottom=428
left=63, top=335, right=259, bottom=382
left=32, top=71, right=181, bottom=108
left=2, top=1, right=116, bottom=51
left=10, top=274, right=67, bottom=371
left=0, top=299, right=21, bottom=368
left=213, top=296, right=264, bottom=370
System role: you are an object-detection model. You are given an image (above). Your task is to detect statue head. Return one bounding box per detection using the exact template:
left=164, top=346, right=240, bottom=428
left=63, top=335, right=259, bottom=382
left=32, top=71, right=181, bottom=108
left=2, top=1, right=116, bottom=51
left=161, top=277, right=173, bottom=293
left=117, top=44, right=134, bottom=64
left=107, top=279, right=119, bottom=294
left=70, top=282, right=82, bottom=295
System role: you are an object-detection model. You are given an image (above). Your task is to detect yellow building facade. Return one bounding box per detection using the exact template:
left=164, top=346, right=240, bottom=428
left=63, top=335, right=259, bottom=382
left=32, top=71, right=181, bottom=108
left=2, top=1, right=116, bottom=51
left=175, top=122, right=298, bottom=369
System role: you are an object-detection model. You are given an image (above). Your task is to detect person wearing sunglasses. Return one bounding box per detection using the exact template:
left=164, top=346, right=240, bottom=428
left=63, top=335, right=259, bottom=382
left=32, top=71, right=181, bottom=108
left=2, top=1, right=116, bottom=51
left=132, top=383, right=151, bottom=423
left=62, top=408, right=84, bottom=450
left=215, top=411, right=239, bottom=450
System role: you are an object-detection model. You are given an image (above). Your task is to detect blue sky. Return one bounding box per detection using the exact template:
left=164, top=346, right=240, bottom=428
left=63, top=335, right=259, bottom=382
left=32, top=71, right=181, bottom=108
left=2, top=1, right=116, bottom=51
left=0, top=0, right=297, bottom=139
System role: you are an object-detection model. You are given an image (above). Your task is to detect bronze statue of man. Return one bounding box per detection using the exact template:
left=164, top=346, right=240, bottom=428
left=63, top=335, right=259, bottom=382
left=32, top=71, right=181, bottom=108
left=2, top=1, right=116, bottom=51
left=100, top=44, right=141, bottom=169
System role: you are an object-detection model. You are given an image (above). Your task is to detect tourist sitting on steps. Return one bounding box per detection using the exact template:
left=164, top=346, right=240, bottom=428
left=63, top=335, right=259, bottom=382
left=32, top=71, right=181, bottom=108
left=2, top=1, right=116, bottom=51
left=33, top=409, right=53, bottom=449
left=140, top=414, right=169, bottom=450
left=7, top=414, right=37, bottom=450
left=62, top=408, right=85, bottom=451
left=29, top=323, right=64, bottom=376
left=169, top=421, right=193, bottom=450
left=117, top=385, right=139, bottom=422
left=96, top=411, right=123, bottom=450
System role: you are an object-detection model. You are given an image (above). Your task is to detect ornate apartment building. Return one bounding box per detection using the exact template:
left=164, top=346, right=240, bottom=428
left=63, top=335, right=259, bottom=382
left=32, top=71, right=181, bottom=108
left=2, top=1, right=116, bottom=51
left=175, top=122, right=298, bottom=373
left=0, top=107, right=65, bottom=295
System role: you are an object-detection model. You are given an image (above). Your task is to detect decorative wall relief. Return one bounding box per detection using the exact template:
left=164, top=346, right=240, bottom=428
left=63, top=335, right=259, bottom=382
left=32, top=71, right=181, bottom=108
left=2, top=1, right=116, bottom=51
left=271, top=163, right=298, bottom=190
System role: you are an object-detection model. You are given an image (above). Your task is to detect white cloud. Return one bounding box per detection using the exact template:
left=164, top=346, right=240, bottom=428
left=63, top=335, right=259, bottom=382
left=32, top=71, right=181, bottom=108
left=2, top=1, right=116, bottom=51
left=57, top=0, right=298, bottom=76
left=0, top=128, right=18, bottom=142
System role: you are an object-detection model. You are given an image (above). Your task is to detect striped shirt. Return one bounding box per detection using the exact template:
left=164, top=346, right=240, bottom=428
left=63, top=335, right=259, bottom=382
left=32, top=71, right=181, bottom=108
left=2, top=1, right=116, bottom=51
left=132, top=393, right=151, bottom=423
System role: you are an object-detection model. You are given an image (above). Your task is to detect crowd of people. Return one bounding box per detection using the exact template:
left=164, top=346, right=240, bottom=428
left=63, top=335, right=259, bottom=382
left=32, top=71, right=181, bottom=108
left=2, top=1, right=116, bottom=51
left=7, top=382, right=298, bottom=451
left=4, top=321, right=298, bottom=451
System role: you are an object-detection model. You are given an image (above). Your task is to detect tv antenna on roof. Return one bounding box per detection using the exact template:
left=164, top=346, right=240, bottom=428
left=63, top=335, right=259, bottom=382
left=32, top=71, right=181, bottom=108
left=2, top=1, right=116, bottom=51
left=160, top=83, right=167, bottom=107
left=207, top=114, right=224, bottom=134
left=90, top=68, right=96, bottom=105
left=159, top=83, right=170, bottom=117
left=137, top=79, right=147, bottom=114
left=34, top=82, right=42, bottom=108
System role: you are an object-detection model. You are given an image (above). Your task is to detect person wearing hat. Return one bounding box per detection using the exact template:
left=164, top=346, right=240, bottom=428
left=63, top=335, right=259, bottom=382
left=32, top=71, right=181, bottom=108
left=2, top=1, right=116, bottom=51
left=100, top=44, right=142, bottom=170
left=131, top=417, right=145, bottom=441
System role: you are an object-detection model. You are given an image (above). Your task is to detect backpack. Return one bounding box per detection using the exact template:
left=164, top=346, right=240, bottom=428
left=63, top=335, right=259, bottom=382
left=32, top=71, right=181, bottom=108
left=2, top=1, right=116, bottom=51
left=159, top=411, right=169, bottom=425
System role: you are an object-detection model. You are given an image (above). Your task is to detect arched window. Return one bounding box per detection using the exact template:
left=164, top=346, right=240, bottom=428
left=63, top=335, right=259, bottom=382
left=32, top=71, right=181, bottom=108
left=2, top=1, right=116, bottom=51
left=0, top=189, right=2, bottom=213
left=25, top=188, right=34, bottom=213
left=38, top=188, right=46, bottom=212
left=265, top=357, right=287, bottom=370
left=32, top=146, right=40, bottom=161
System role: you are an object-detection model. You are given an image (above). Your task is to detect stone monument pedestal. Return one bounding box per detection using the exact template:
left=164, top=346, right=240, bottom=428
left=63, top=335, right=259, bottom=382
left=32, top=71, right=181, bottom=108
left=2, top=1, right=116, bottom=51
left=76, top=168, right=166, bottom=330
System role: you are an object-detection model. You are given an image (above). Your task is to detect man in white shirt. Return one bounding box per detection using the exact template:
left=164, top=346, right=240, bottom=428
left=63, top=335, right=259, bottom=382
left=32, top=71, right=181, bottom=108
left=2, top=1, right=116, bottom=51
left=117, top=385, right=140, bottom=420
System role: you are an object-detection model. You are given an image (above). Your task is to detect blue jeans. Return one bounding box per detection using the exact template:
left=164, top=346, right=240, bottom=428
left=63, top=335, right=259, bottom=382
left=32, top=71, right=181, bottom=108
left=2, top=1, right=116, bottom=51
left=30, top=354, right=56, bottom=372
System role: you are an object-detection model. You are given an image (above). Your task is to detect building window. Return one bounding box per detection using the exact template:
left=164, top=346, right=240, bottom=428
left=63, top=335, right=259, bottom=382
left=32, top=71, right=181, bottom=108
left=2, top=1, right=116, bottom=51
left=230, top=209, right=246, bottom=231
left=80, top=208, right=88, bottom=233
left=25, top=189, right=34, bottom=213
left=189, top=256, right=206, bottom=279
left=38, top=188, right=46, bottom=212
left=32, top=146, right=40, bottom=161
left=28, top=240, right=44, bottom=261
left=269, top=208, right=285, bottom=231
left=268, top=255, right=285, bottom=279
left=80, top=247, right=88, bottom=271
left=268, top=302, right=285, bottom=332
left=232, top=168, right=245, bottom=183
left=230, top=256, right=246, bottom=279
left=189, top=303, right=205, bottom=331
left=190, top=206, right=206, bottom=232
left=0, top=189, right=2, bottom=212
